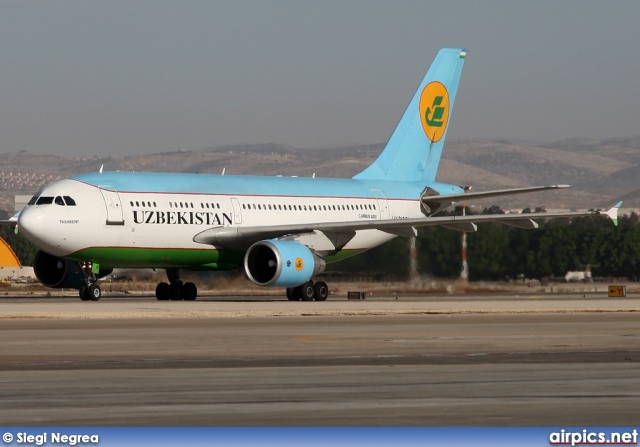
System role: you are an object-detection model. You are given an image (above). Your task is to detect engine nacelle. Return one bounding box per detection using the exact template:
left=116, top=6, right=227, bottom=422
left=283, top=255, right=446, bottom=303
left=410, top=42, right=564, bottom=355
left=244, top=240, right=326, bottom=287
left=33, top=250, right=112, bottom=289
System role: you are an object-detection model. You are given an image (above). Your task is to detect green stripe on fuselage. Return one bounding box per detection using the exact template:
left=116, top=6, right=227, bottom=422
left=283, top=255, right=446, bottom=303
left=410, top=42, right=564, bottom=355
left=70, top=247, right=244, bottom=270
left=69, top=246, right=366, bottom=270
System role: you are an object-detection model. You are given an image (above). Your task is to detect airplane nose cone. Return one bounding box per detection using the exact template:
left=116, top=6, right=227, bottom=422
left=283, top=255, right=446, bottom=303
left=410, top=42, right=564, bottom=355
left=17, top=207, right=46, bottom=244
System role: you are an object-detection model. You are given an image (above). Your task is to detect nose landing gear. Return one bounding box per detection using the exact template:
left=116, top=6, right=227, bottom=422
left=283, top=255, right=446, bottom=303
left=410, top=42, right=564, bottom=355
left=78, top=261, right=101, bottom=301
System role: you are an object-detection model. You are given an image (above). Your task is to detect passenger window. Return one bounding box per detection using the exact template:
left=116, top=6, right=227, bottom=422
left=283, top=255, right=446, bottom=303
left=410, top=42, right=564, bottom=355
left=54, top=196, right=65, bottom=206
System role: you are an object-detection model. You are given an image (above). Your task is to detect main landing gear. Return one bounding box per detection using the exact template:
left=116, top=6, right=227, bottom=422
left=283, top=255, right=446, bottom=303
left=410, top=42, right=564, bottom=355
left=78, top=261, right=101, bottom=301
left=286, top=280, right=329, bottom=301
left=155, top=268, right=197, bottom=301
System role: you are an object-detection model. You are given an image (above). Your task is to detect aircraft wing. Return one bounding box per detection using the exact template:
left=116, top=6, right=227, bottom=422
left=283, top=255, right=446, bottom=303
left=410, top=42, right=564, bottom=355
left=0, top=213, right=19, bottom=226
left=193, top=202, right=622, bottom=250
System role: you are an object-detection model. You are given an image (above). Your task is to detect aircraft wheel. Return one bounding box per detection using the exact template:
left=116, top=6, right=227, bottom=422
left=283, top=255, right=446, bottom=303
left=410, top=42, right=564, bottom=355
left=183, top=282, right=197, bottom=301
left=313, top=281, right=329, bottom=301
left=286, top=287, right=300, bottom=301
left=300, top=282, right=315, bottom=301
left=156, top=282, right=171, bottom=300
left=88, top=284, right=101, bottom=301
left=79, top=286, right=90, bottom=301
left=169, top=283, right=183, bottom=300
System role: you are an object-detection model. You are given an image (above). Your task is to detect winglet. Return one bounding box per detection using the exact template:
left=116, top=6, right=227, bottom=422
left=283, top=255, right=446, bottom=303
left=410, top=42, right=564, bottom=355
left=603, top=201, right=622, bottom=226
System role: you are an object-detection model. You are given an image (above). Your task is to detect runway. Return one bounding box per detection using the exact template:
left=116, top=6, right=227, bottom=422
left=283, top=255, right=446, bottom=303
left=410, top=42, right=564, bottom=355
left=1, top=293, right=639, bottom=425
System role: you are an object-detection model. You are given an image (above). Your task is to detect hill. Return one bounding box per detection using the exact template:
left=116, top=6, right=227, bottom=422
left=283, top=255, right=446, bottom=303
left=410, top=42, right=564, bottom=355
left=2, top=136, right=640, bottom=212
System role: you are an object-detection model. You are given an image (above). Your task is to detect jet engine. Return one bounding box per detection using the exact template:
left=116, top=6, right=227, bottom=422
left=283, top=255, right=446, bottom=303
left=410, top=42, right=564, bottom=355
left=244, top=240, right=326, bottom=287
left=32, top=250, right=112, bottom=289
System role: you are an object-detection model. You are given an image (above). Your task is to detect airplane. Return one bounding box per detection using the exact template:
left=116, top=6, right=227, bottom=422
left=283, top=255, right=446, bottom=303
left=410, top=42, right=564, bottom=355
left=10, top=48, right=620, bottom=301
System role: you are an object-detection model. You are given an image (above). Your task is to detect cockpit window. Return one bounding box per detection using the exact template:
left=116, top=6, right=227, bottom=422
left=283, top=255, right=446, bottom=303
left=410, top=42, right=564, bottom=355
left=28, top=187, right=46, bottom=206
left=63, top=196, right=76, bottom=206
left=54, top=196, right=65, bottom=206
left=36, top=196, right=54, bottom=205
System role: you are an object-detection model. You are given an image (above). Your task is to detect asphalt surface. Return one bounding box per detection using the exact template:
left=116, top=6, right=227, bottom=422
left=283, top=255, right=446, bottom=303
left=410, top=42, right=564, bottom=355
left=0, top=293, right=639, bottom=426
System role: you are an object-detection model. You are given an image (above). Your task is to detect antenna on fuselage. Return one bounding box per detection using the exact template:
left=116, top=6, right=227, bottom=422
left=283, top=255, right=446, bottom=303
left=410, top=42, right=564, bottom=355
left=99, top=165, right=103, bottom=173
left=221, top=167, right=226, bottom=176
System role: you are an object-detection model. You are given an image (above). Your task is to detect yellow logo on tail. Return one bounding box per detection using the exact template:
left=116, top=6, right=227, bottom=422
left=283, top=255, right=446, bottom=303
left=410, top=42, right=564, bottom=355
left=419, top=81, right=449, bottom=142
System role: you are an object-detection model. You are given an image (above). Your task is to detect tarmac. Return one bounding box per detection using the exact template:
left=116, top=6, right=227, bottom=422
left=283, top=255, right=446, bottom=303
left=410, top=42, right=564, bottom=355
left=0, top=292, right=638, bottom=426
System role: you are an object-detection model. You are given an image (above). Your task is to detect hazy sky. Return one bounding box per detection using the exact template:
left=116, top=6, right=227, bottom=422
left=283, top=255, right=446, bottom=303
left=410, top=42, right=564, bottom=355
left=1, top=1, right=639, bottom=157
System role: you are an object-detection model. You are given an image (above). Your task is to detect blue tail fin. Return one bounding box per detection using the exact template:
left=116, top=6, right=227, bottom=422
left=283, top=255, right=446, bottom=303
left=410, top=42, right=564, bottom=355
left=354, top=48, right=466, bottom=182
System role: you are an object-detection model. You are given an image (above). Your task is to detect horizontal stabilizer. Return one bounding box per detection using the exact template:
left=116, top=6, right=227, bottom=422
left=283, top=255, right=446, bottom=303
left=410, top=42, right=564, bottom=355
left=423, top=185, right=571, bottom=204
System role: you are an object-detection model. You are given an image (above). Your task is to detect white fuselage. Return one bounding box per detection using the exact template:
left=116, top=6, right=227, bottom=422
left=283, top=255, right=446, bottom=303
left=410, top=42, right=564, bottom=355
left=17, top=173, right=446, bottom=269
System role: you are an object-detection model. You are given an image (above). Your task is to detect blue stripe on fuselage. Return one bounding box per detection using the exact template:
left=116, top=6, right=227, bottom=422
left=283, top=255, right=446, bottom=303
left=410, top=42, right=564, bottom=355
left=72, top=171, right=464, bottom=199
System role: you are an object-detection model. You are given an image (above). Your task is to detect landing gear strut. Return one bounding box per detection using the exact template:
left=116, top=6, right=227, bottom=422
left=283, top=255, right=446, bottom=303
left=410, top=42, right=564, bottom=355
left=286, top=280, right=328, bottom=301
left=155, top=269, right=198, bottom=301
left=78, top=261, right=101, bottom=301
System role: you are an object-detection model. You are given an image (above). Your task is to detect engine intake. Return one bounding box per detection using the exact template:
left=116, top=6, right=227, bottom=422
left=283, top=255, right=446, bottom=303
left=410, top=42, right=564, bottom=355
left=244, top=240, right=326, bottom=287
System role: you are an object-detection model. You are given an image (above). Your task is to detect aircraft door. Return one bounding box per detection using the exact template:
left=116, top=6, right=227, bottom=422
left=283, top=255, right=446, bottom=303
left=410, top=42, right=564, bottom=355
left=371, top=189, right=390, bottom=220
left=230, top=198, right=242, bottom=224
left=98, top=186, right=125, bottom=225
